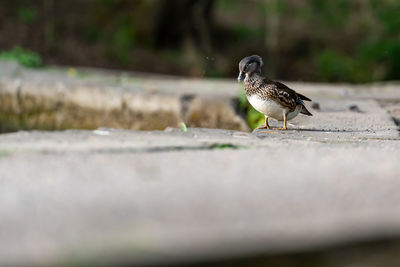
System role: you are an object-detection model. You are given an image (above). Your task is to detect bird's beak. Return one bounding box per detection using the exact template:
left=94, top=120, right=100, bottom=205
left=237, top=72, right=245, bottom=82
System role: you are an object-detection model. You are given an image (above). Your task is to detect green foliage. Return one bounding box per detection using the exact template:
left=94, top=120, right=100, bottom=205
left=247, top=107, right=265, bottom=129
left=238, top=89, right=248, bottom=111
left=305, top=0, right=400, bottom=83
left=2, top=0, right=400, bottom=82
left=90, top=2, right=137, bottom=64
left=84, top=26, right=102, bottom=43
left=164, top=49, right=182, bottom=63
left=233, top=25, right=264, bottom=40
left=180, top=122, right=188, bottom=132
left=357, top=40, right=400, bottom=81
left=370, top=0, right=400, bottom=35
left=316, top=41, right=400, bottom=82
left=306, top=0, right=351, bottom=27
left=316, top=50, right=371, bottom=83
left=0, top=46, right=42, bottom=68
left=262, top=0, right=287, bottom=16
left=238, top=89, right=264, bottom=130
left=216, top=0, right=239, bottom=12
left=113, top=24, right=135, bottom=63
left=316, top=50, right=349, bottom=82
left=18, top=7, right=38, bottom=24
left=210, top=143, right=241, bottom=150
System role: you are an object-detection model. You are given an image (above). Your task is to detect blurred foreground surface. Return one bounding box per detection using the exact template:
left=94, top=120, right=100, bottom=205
left=0, top=79, right=400, bottom=266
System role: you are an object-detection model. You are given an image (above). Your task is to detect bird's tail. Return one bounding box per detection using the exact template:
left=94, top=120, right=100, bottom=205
left=300, top=105, right=312, bottom=116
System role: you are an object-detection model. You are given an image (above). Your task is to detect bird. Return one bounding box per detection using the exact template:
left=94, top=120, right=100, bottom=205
left=237, top=55, right=312, bottom=130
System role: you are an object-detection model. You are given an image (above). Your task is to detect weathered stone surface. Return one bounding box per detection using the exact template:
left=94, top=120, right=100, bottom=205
left=0, top=62, right=247, bottom=132
left=0, top=92, right=399, bottom=266
left=186, top=96, right=249, bottom=131
left=0, top=63, right=184, bottom=131
left=378, top=99, right=400, bottom=127
left=1, top=61, right=400, bottom=266
left=2, top=61, right=400, bottom=133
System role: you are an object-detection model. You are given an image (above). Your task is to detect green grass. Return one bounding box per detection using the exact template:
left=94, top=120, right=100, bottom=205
left=0, top=46, right=42, bottom=68
left=180, top=122, right=188, bottom=132
left=210, top=143, right=241, bottom=150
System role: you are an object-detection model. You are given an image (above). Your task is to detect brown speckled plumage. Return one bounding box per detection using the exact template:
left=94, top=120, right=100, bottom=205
left=244, top=75, right=308, bottom=112
left=238, top=55, right=312, bottom=115
left=237, top=55, right=312, bottom=129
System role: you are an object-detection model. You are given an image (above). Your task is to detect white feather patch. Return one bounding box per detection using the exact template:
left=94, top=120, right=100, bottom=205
left=247, top=95, right=300, bottom=121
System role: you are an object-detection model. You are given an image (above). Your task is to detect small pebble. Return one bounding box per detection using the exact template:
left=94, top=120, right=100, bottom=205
left=311, top=102, right=320, bottom=110
left=349, top=105, right=363, bottom=113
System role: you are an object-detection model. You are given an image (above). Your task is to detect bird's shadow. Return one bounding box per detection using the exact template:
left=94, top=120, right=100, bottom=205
left=293, top=128, right=361, bottom=133
left=253, top=128, right=363, bottom=135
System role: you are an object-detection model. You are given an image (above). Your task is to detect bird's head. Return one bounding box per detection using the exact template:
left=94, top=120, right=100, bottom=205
left=237, top=55, right=264, bottom=82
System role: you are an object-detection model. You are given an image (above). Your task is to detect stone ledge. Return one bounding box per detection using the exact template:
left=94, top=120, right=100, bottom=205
left=0, top=62, right=249, bottom=132
left=2, top=61, right=400, bottom=133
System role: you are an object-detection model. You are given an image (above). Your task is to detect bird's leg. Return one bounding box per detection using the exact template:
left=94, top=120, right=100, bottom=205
left=277, top=113, right=288, bottom=130
left=255, top=116, right=270, bottom=130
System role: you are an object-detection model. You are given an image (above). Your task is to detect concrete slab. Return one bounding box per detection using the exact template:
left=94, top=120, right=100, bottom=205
left=2, top=61, right=400, bottom=133
left=0, top=112, right=399, bottom=266
left=1, top=62, right=400, bottom=266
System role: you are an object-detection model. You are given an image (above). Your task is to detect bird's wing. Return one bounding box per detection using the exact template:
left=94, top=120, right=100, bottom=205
left=273, top=80, right=312, bottom=102
left=297, top=93, right=312, bottom=102
left=262, top=79, right=300, bottom=110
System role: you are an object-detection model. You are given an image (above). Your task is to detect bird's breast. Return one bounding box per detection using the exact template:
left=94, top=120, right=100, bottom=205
left=247, top=94, right=301, bottom=121
left=247, top=94, right=284, bottom=119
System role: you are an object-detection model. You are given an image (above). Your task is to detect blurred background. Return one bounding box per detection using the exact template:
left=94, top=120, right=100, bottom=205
left=1, top=0, right=400, bottom=83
